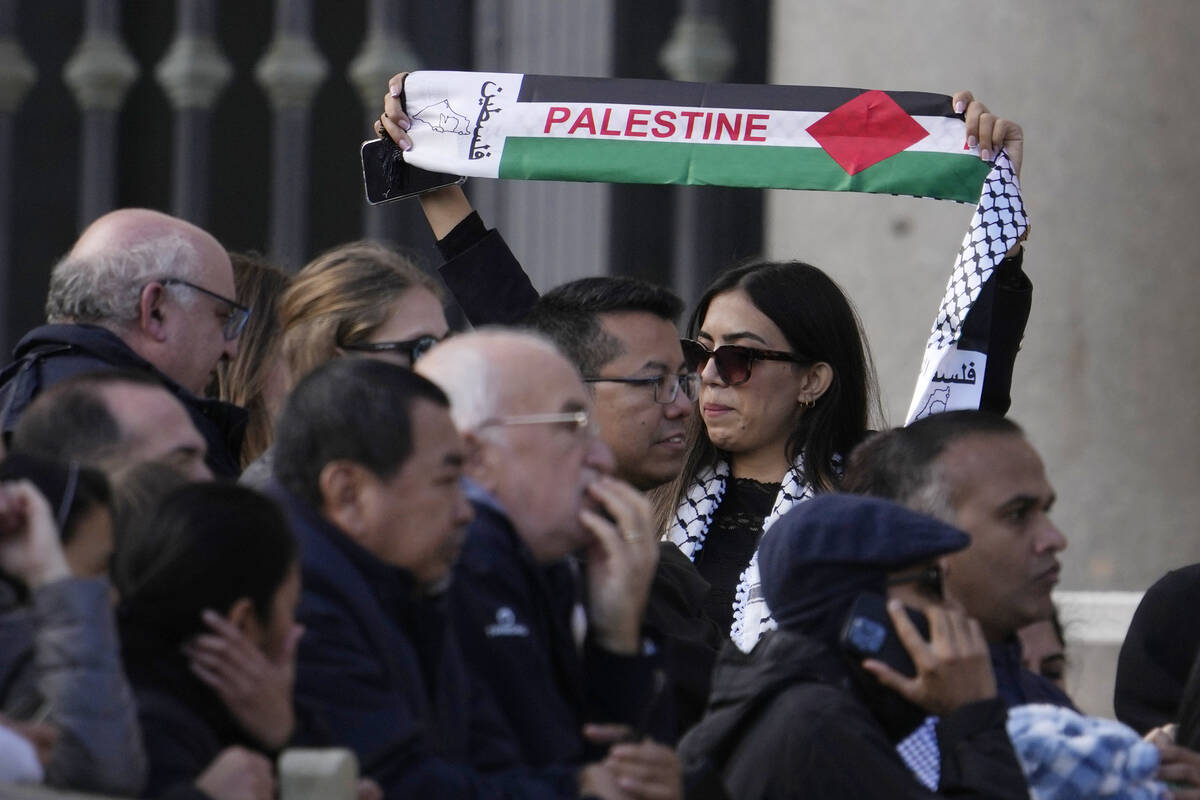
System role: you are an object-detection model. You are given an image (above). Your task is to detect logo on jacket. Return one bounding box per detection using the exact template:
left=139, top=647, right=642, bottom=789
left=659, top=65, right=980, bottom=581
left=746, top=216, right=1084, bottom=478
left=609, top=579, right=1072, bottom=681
left=485, top=606, right=529, bottom=638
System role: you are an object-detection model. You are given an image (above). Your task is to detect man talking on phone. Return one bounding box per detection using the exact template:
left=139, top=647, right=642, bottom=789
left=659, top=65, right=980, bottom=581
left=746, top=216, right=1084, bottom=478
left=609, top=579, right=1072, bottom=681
left=678, top=494, right=1027, bottom=799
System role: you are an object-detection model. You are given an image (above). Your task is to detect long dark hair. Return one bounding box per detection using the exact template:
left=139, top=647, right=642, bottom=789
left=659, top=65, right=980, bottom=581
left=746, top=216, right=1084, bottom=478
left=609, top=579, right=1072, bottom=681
left=656, top=261, right=878, bottom=528
left=116, top=483, right=297, bottom=648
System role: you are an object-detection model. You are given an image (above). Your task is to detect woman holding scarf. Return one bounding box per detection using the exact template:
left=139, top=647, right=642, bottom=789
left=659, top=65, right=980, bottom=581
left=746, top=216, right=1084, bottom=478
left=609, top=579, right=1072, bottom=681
left=656, top=262, right=876, bottom=650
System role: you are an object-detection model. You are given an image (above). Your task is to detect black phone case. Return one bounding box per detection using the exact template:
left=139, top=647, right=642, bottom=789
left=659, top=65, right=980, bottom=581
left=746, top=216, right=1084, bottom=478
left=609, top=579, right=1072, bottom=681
left=360, top=138, right=465, bottom=205
left=839, top=592, right=930, bottom=679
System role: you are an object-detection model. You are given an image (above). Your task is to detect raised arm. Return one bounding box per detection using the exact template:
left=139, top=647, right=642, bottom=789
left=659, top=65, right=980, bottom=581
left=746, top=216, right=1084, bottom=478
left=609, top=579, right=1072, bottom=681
left=376, top=71, right=539, bottom=326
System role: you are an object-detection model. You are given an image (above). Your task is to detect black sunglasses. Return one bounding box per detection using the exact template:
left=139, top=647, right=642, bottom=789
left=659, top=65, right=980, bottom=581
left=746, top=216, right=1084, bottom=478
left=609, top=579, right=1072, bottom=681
left=339, top=334, right=441, bottom=364
left=680, top=338, right=808, bottom=386
left=885, top=565, right=943, bottom=600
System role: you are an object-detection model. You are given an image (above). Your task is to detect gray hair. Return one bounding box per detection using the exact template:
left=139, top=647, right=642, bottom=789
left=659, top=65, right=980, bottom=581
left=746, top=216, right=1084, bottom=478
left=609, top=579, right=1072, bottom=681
left=416, top=327, right=567, bottom=432
left=842, top=410, right=1024, bottom=522
left=45, top=233, right=204, bottom=325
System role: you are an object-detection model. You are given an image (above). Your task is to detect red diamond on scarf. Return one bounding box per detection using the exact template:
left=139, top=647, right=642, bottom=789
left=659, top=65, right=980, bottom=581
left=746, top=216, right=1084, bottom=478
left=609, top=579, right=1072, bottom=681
left=806, top=90, right=929, bottom=175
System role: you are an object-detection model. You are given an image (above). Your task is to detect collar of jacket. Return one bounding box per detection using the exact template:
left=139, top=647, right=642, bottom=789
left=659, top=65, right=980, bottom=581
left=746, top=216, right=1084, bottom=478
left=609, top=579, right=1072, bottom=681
left=17, top=323, right=177, bottom=385
left=10, top=323, right=247, bottom=463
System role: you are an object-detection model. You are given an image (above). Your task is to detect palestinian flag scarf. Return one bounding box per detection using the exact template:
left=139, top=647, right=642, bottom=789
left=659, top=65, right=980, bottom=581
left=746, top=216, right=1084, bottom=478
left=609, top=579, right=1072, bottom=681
left=399, top=71, right=990, bottom=202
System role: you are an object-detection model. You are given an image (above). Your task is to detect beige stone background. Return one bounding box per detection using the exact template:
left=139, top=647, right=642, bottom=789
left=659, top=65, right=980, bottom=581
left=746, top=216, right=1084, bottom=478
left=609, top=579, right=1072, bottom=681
left=767, top=0, right=1200, bottom=715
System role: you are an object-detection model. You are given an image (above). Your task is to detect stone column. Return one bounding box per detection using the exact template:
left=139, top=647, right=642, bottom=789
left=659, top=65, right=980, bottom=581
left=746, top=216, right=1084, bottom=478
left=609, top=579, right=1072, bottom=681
left=470, top=0, right=615, bottom=289
left=349, top=0, right=421, bottom=244
left=154, top=0, right=233, bottom=227
left=659, top=0, right=735, bottom=308
left=255, top=0, right=328, bottom=270
left=0, top=0, right=34, bottom=351
left=62, top=0, right=139, bottom=228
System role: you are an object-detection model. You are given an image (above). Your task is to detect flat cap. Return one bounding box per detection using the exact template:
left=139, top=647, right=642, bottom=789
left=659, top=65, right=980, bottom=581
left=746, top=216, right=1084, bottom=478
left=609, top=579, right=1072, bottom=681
left=760, top=493, right=969, bottom=637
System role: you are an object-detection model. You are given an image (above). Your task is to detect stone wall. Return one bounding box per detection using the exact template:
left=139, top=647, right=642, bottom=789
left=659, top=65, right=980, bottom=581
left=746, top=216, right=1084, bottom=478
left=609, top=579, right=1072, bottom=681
left=768, top=0, right=1200, bottom=714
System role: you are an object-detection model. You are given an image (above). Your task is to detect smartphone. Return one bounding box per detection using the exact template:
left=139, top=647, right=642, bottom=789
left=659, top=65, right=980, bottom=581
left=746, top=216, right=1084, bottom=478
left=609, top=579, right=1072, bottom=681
left=360, top=138, right=466, bottom=205
left=839, top=592, right=931, bottom=679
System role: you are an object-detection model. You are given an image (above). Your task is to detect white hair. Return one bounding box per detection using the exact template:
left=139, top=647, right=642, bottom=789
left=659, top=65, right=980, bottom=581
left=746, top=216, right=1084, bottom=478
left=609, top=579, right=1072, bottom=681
left=45, top=232, right=204, bottom=325
left=416, top=327, right=568, bottom=431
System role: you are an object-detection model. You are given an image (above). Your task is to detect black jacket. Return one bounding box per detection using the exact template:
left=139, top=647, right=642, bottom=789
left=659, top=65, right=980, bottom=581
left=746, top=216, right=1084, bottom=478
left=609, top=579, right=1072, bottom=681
left=449, top=494, right=663, bottom=766
left=678, top=630, right=1028, bottom=800
left=0, top=324, right=245, bottom=476
left=121, top=627, right=264, bottom=799
left=269, top=482, right=577, bottom=799
left=1115, top=564, right=1200, bottom=734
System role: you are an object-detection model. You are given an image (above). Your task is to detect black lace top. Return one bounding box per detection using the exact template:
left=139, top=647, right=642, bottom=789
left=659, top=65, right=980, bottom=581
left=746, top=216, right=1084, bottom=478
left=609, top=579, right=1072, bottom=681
left=693, top=478, right=781, bottom=637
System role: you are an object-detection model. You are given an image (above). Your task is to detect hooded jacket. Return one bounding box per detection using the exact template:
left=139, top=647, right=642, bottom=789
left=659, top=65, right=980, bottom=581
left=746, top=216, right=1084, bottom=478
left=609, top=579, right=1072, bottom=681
left=678, top=629, right=1028, bottom=800
left=0, top=324, right=245, bottom=476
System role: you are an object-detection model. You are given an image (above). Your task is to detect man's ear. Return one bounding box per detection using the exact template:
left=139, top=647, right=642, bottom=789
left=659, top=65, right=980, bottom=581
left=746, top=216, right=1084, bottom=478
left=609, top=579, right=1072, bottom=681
left=462, top=429, right=500, bottom=493
left=318, top=461, right=370, bottom=544
left=797, top=361, right=834, bottom=406
left=226, top=597, right=262, bottom=644
left=138, top=283, right=170, bottom=342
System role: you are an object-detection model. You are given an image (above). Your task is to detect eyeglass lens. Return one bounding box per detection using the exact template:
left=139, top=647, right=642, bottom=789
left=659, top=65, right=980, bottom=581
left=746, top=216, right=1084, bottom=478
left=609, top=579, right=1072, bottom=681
left=682, top=340, right=754, bottom=385
left=659, top=373, right=700, bottom=403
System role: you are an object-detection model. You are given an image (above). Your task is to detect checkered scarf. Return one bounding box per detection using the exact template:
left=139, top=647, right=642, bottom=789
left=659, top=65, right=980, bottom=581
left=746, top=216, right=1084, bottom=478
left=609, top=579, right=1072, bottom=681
left=905, top=148, right=1028, bottom=423
left=1007, top=704, right=1168, bottom=800
left=663, top=455, right=816, bottom=650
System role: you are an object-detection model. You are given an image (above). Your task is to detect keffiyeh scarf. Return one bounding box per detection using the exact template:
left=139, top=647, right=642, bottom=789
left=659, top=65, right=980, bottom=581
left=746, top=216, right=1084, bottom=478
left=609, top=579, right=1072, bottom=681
left=663, top=455, right=817, bottom=651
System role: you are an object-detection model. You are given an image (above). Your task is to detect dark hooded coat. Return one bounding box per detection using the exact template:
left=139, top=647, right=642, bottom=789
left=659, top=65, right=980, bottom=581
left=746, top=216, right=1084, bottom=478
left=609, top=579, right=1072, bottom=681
left=678, top=630, right=1028, bottom=800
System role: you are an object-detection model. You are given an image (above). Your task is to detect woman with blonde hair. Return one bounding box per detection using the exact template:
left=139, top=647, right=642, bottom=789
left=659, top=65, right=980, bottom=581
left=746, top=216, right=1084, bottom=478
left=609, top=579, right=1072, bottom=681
left=279, top=241, right=447, bottom=382
left=240, top=241, right=449, bottom=485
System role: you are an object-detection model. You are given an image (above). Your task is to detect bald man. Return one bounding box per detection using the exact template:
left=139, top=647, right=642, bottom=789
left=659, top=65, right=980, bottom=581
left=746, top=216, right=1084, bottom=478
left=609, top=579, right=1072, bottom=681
left=0, top=209, right=247, bottom=475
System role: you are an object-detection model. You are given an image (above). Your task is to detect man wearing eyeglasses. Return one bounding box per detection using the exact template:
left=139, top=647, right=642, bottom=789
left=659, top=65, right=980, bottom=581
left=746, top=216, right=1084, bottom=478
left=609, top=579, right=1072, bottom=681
left=417, top=330, right=682, bottom=798
left=0, top=208, right=248, bottom=476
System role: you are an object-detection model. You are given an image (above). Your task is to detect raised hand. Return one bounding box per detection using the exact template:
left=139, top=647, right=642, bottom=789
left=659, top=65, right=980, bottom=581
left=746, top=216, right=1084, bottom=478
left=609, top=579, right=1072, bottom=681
left=951, top=90, right=1024, bottom=179
left=377, top=71, right=414, bottom=151
left=578, top=476, right=659, bottom=655
left=861, top=600, right=996, bottom=716
left=184, top=610, right=301, bottom=750
left=0, top=481, right=69, bottom=588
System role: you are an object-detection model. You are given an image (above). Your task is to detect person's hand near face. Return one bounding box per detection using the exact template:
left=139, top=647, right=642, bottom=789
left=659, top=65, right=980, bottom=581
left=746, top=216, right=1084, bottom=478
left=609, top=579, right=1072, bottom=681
left=0, top=481, right=70, bottom=588
left=184, top=571, right=303, bottom=751
left=580, top=476, right=660, bottom=655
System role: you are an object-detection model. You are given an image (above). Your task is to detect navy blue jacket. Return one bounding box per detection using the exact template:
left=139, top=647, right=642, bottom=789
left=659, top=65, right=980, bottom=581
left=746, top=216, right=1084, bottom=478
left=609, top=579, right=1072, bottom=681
left=0, top=324, right=245, bottom=476
left=268, top=482, right=577, bottom=799
left=449, top=493, right=663, bottom=768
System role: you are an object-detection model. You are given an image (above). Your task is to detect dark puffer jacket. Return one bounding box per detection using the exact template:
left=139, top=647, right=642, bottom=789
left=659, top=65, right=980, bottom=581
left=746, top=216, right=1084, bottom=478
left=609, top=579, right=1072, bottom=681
left=0, top=578, right=146, bottom=795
